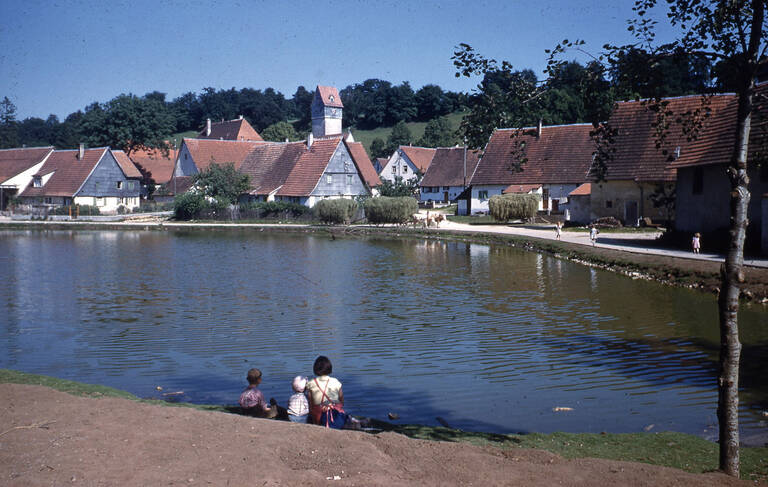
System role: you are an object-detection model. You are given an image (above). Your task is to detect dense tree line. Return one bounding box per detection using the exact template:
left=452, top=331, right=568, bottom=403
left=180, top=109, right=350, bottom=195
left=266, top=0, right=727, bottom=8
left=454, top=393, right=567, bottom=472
left=0, top=49, right=736, bottom=153
left=0, top=81, right=465, bottom=151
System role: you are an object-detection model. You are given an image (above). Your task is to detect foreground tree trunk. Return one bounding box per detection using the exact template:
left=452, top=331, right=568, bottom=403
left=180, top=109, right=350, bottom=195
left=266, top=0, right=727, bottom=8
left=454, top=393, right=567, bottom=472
left=717, top=1, right=764, bottom=476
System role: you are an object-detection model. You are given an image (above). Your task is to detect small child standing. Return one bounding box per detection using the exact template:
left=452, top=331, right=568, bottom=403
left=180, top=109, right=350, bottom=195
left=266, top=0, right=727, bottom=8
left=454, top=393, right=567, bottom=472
left=692, top=232, right=701, bottom=254
left=287, top=376, right=309, bottom=423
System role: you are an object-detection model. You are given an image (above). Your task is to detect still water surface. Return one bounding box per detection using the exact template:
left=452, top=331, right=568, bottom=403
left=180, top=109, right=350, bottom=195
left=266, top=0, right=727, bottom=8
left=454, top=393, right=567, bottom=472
left=1, top=229, right=766, bottom=439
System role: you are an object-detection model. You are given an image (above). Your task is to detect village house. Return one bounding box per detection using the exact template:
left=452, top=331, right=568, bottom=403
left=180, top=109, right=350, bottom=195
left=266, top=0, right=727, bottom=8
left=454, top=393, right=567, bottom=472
left=589, top=94, right=739, bottom=226
left=0, top=146, right=54, bottom=211
left=466, top=123, right=595, bottom=216
left=18, top=146, right=142, bottom=213
left=171, top=86, right=377, bottom=207
left=419, top=146, right=480, bottom=203
left=668, top=83, right=768, bottom=253
left=198, top=116, right=264, bottom=142
left=379, top=146, right=436, bottom=183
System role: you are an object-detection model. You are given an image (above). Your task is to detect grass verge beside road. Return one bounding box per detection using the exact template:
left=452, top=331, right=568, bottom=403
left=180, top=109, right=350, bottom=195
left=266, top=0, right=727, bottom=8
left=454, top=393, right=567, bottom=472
left=2, top=369, right=765, bottom=481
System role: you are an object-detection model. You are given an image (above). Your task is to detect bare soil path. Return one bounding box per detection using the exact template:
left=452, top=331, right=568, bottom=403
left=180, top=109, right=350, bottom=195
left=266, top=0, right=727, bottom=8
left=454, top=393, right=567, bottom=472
left=0, top=383, right=750, bottom=486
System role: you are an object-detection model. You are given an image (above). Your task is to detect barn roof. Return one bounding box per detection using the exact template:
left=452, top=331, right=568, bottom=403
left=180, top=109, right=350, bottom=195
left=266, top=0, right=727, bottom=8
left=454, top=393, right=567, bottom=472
left=21, top=148, right=107, bottom=197
left=399, top=146, right=436, bottom=173
left=111, top=150, right=143, bottom=179
left=603, top=94, right=736, bottom=181
left=198, top=117, right=263, bottom=141
left=345, top=140, right=381, bottom=188
left=420, top=147, right=480, bottom=187
left=471, top=124, right=595, bottom=186
left=0, top=146, right=53, bottom=184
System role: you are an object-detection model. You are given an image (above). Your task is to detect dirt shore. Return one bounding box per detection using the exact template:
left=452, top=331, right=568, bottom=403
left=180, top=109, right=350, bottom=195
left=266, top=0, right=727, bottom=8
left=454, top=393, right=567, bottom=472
left=0, top=383, right=751, bottom=486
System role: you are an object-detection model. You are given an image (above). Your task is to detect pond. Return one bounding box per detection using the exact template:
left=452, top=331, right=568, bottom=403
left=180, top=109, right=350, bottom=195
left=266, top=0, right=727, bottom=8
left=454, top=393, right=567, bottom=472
left=0, top=228, right=766, bottom=441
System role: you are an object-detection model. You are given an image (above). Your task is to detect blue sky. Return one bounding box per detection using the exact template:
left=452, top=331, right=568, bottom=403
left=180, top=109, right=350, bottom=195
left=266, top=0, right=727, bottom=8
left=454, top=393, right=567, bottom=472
left=0, top=0, right=677, bottom=120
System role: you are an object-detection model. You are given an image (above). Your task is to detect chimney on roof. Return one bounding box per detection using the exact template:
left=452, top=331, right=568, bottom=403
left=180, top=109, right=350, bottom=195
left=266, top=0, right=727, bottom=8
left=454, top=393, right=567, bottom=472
left=345, top=131, right=355, bottom=143
left=78, top=143, right=85, bottom=161
left=307, top=132, right=314, bottom=149
left=537, top=119, right=543, bottom=138
left=239, top=114, right=243, bottom=120
left=206, top=118, right=211, bottom=136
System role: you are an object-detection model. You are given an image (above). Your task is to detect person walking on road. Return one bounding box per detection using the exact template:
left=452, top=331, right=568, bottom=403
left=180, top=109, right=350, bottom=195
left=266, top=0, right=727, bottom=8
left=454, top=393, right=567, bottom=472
left=589, top=225, right=599, bottom=246
left=692, top=232, right=701, bottom=254
left=555, top=221, right=562, bottom=240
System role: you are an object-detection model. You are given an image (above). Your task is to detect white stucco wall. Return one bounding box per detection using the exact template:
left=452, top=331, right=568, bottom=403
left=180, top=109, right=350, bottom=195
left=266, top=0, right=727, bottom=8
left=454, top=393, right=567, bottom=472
left=420, top=185, right=466, bottom=202
left=2, top=159, right=48, bottom=191
left=470, top=185, right=507, bottom=214
left=379, top=150, right=420, bottom=183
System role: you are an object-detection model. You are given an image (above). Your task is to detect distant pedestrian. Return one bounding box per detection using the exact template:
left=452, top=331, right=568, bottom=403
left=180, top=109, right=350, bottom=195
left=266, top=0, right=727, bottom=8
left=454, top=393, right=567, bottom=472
left=692, top=232, right=701, bottom=254
left=555, top=221, right=562, bottom=240
left=589, top=225, right=599, bottom=246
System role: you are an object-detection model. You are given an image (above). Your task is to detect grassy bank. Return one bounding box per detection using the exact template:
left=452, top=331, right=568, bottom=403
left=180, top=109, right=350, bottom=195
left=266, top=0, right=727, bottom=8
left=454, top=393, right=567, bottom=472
left=2, top=369, right=765, bottom=481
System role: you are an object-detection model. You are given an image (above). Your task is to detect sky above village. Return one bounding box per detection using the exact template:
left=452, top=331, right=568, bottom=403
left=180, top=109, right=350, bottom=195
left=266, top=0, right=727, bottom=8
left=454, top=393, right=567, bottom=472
left=0, top=0, right=680, bottom=120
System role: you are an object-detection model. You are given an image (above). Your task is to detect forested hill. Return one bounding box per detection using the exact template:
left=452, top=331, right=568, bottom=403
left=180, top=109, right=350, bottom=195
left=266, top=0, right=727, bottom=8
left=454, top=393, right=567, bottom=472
left=0, top=49, right=732, bottom=157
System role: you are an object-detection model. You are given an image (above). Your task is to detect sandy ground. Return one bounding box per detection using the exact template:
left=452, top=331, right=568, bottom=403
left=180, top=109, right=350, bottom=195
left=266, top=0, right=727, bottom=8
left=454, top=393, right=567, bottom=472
left=0, top=384, right=750, bottom=486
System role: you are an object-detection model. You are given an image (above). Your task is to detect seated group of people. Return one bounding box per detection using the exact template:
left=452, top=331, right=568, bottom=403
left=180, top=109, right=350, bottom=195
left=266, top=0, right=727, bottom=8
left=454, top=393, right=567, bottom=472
left=239, top=355, right=358, bottom=429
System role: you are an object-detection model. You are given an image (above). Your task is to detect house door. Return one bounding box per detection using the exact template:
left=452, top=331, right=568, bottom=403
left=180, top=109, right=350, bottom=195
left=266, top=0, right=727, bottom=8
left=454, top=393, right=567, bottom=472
left=625, top=201, right=638, bottom=225
left=542, top=188, right=549, bottom=210
left=444, top=191, right=449, bottom=202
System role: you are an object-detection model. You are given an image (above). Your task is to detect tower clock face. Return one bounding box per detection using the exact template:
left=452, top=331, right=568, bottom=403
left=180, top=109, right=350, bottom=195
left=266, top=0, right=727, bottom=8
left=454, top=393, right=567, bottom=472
left=331, top=108, right=338, bottom=117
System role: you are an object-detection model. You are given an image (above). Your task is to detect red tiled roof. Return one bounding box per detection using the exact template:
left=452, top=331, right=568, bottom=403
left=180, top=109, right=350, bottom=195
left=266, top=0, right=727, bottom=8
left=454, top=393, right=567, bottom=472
left=471, top=124, right=595, bottom=186
left=129, top=147, right=176, bottom=184
left=278, top=137, right=343, bottom=196
left=420, top=147, right=480, bottom=187
left=0, top=147, right=53, bottom=184
left=111, top=150, right=142, bottom=179
left=503, top=184, right=541, bottom=194
left=239, top=142, right=306, bottom=195
left=198, top=118, right=263, bottom=141
left=375, top=157, right=389, bottom=171
left=667, top=84, right=766, bottom=169
left=183, top=138, right=262, bottom=172
left=345, top=141, right=381, bottom=187
left=569, top=182, right=591, bottom=196
left=316, top=86, right=343, bottom=108
left=21, top=148, right=107, bottom=197
left=399, top=146, right=436, bottom=173
left=604, top=94, right=736, bottom=181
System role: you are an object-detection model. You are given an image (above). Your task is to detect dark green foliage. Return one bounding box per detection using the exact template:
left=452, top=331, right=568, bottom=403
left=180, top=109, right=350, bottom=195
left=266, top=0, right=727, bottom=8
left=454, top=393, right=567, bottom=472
left=239, top=201, right=309, bottom=218
left=418, top=116, right=457, bottom=147
left=0, top=96, right=18, bottom=149
left=314, top=198, right=358, bottom=224
left=378, top=176, right=420, bottom=197
left=363, top=196, right=418, bottom=224
left=387, top=121, right=412, bottom=152
left=369, top=138, right=388, bottom=158
left=488, top=193, right=539, bottom=222
left=192, top=162, right=250, bottom=205
left=261, top=121, right=300, bottom=142
left=415, top=84, right=454, bottom=121
left=173, top=191, right=206, bottom=220
left=79, top=93, right=176, bottom=156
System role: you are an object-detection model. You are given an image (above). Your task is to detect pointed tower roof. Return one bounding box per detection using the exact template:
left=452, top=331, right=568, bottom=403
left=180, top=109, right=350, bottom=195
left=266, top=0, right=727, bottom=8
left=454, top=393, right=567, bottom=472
left=315, top=86, right=343, bottom=108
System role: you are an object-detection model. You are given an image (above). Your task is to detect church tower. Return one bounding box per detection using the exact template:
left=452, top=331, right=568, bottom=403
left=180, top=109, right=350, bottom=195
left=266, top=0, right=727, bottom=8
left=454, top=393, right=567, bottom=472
left=311, top=86, right=343, bottom=137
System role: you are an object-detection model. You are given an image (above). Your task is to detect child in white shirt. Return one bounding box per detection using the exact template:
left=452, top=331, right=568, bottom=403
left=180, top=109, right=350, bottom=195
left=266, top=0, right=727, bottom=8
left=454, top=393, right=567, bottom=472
left=287, top=376, right=309, bottom=423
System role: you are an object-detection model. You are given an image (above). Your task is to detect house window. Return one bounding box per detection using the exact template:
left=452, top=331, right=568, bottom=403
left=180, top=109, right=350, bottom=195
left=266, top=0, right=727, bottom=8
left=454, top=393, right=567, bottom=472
left=605, top=200, right=613, bottom=209
left=127, top=181, right=136, bottom=190
left=116, top=181, right=123, bottom=189
left=44, top=197, right=52, bottom=204
left=478, top=190, right=489, bottom=200
left=692, top=167, right=703, bottom=194
left=443, top=186, right=450, bottom=191
left=33, top=176, right=42, bottom=188
left=346, top=174, right=353, bottom=185
left=403, top=165, right=408, bottom=173
left=326, top=174, right=333, bottom=184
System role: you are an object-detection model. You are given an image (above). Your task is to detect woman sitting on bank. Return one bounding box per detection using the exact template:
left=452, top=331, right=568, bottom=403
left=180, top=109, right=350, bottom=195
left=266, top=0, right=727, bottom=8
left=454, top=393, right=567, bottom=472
left=306, top=355, right=351, bottom=429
